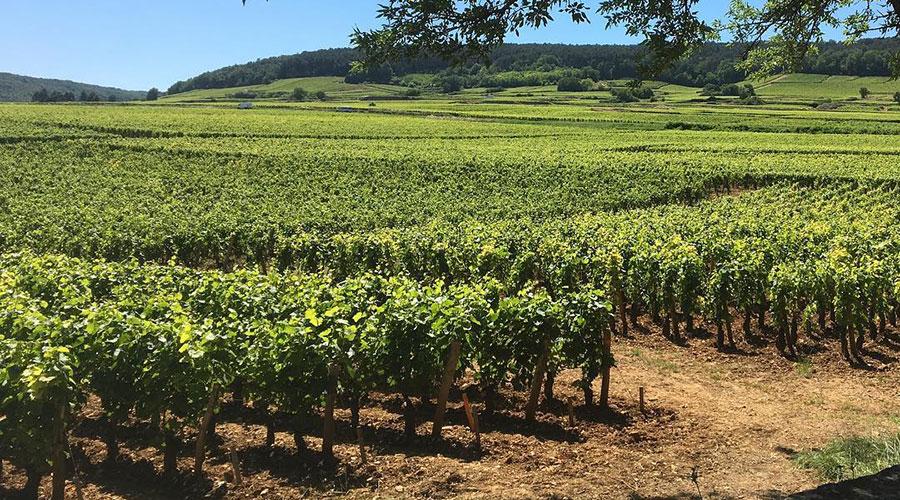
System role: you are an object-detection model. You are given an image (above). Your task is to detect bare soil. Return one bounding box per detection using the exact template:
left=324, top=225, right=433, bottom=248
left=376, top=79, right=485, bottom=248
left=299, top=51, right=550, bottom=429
left=2, top=318, right=899, bottom=499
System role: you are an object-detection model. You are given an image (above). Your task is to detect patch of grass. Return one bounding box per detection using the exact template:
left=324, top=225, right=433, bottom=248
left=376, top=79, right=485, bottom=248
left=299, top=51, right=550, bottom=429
left=805, top=393, right=825, bottom=407
left=838, top=402, right=863, bottom=416
left=706, top=366, right=732, bottom=385
left=795, top=357, right=815, bottom=378
left=631, top=348, right=679, bottom=374
left=653, top=358, right=680, bottom=374
left=794, top=433, right=900, bottom=481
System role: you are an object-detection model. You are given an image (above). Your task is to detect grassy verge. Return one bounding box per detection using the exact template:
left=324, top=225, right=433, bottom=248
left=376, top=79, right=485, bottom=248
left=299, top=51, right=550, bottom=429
left=794, top=432, right=900, bottom=481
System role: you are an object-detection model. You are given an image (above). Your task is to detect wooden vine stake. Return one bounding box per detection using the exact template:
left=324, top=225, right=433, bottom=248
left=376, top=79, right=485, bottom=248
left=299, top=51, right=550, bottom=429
left=472, top=406, right=481, bottom=450
left=614, top=266, right=627, bottom=336
left=599, top=327, right=612, bottom=410
left=322, top=364, right=340, bottom=461
left=525, top=339, right=550, bottom=422
left=639, top=387, right=646, bottom=414
left=431, top=340, right=462, bottom=439
left=194, top=383, right=220, bottom=475
left=461, top=393, right=480, bottom=449
left=51, top=403, right=66, bottom=500
left=162, top=413, right=180, bottom=477
left=229, top=448, right=243, bottom=486
left=68, top=431, right=86, bottom=500
left=357, top=426, right=367, bottom=464
left=462, top=393, right=475, bottom=429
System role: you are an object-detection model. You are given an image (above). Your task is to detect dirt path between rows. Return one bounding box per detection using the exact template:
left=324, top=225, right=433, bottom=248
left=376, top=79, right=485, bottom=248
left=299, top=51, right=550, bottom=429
left=350, top=332, right=898, bottom=500
left=598, top=335, right=899, bottom=499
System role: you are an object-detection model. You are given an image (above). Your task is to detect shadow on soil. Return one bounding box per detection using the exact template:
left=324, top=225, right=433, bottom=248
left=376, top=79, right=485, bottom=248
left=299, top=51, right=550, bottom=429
left=787, top=465, right=900, bottom=499
left=629, top=492, right=740, bottom=500
left=14, top=390, right=643, bottom=499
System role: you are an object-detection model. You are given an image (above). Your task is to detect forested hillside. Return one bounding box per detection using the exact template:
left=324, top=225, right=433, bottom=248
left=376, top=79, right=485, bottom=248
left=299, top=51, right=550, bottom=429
left=168, top=39, right=900, bottom=94
left=0, top=72, right=144, bottom=102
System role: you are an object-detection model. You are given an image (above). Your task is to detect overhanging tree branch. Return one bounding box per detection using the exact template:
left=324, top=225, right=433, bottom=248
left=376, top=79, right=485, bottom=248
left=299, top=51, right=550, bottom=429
left=241, top=0, right=900, bottom=78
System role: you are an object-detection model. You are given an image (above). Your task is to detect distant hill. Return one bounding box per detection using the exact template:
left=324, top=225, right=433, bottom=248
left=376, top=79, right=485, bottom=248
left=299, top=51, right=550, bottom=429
left=167, top=39, right=900, bottom=95
left=0, top=72, right=145, bottom=102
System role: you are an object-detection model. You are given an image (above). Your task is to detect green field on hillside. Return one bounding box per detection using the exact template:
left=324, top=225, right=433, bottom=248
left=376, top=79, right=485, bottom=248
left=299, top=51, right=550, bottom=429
left=162, top=73, right=900, bottom=107
left=751, top=73, right=900, bottom=100
left=161, top=76, right=409, bottom=102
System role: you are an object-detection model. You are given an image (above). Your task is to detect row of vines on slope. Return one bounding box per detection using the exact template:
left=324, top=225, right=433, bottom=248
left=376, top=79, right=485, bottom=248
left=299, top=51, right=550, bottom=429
left=7, top=103, right=900, bottom=136
left=5, top=136, right=900, bottom=267
left=266, top=183, right=900, bottom=363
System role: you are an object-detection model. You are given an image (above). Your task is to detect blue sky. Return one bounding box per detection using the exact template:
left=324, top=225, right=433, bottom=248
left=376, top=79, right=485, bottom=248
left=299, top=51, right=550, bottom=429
left=0, top=0, right=837, bottom=91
